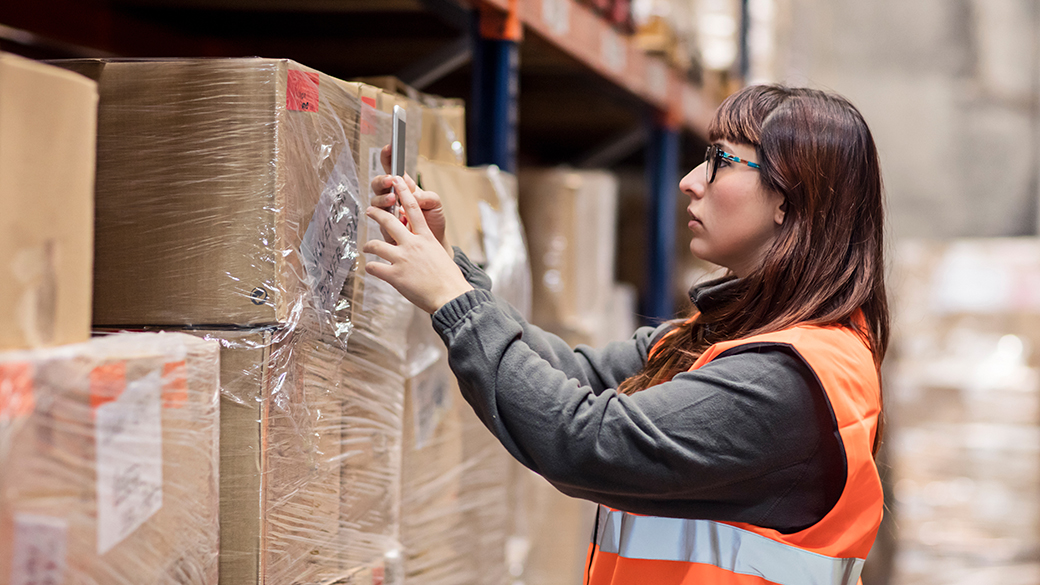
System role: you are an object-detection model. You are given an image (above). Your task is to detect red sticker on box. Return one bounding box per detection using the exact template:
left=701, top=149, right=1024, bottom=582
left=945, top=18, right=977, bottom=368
left=90, top=362, right=127, bottom=410
left=0, top=362, right=34, bottom=421
left=287, top=70, right=320, bottom=113
left=361, top=96, right=377, bottom=135
left=162, top=360, right=188, bottom=409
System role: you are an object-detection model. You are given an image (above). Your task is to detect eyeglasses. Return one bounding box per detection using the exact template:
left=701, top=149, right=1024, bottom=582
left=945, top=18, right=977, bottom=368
left=705, top=144, right=761, bottom=183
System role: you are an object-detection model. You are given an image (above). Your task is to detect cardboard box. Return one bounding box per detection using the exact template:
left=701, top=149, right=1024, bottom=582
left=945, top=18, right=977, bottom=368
left=353, top=75, right=464, bottom=167
left=163, top=326, right=344, bottom=585
left=56, top=58, right=363, bottom=328
left=0, top=332, right=220, bottom=585
left=519, top=168, right=619, bottom=346
left=0, top=52, right=97, bottom=350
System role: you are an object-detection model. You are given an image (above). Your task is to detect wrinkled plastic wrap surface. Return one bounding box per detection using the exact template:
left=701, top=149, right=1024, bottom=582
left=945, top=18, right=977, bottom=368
left=0, top=332, right=221, bottom=585
left=888, top=239, right=1040, bottom=585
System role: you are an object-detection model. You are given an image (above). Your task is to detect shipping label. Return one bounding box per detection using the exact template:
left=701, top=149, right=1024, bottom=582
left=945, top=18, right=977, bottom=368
left=95, top=368, right=163, bottom=554
left=302, top=147, right=361, bottom=317
left=10, top=514, right=67, bottom=585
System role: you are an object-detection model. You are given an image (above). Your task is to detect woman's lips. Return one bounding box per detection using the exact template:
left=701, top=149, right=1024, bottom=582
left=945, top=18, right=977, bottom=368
left=688, top=215, right=702, bottom=229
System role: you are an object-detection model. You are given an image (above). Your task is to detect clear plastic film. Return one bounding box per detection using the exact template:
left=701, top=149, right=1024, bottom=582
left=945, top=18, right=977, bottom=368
left=886, top=239, right=1040, bottom=584
left=0, top=332, right=221, bottom=585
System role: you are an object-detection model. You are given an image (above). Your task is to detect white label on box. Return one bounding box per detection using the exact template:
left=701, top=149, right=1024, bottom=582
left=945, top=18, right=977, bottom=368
left=412, top=369, right=450, bottom=450
left=542, top=0, right=570, bottom=36
left=368, top=147, right=383, bottom=199
left=601, top=28, right=627, bottom=73
left=96, top=368, right=163, bottom=555
left=302, top=147, right=361, bottom=316
left=10, top=514, right=67, bottom=585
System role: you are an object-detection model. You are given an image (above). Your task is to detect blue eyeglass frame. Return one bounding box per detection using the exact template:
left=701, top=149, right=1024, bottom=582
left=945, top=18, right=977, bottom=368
left=705, top=144, right=761, bottom=183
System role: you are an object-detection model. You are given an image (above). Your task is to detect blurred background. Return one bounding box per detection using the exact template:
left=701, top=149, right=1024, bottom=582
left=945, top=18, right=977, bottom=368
left=4, top=1, right=1040, bottom=584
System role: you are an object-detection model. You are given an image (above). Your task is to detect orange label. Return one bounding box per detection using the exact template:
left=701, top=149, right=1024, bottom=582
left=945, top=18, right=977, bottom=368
left=372, top=566, right=384, bottom=585
left=162, top=361, right=188, bottom=409
left=0, top=362, right=34, bottom=420
left=90, top=362, right=127, bottom=410
left=361, top=96, right=377, bottom=135
left=287, top=70, right=320, bottom=113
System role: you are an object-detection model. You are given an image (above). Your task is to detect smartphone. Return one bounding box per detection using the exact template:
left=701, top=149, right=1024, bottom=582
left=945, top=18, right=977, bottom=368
left=389, top=105, right=407, bottom=217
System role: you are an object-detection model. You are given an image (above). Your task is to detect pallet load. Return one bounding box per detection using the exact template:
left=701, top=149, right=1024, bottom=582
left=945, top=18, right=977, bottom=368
left=0, top=52, right=97, bottom=351
left=55, top=58, right=418, bottom=584
left=0, top=332, right=221, bottom=585
left=888, top=239, right=1040, bottom=584
left=514, top=167, right=636, bottom=584
left=407, top=154, right=531, bottom=585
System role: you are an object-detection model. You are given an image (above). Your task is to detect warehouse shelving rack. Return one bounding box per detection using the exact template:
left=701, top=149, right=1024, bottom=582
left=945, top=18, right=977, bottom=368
left=1, top=0, right=719, bottom=322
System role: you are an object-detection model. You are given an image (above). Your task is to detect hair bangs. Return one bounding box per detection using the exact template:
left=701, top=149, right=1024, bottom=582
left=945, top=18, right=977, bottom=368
left=707, top=88, right=767, bottom=146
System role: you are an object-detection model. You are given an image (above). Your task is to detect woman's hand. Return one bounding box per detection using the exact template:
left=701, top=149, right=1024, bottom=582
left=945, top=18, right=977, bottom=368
left=370, top=144, right=449, bottom=250
left=363, top=179, right=474, bottom=314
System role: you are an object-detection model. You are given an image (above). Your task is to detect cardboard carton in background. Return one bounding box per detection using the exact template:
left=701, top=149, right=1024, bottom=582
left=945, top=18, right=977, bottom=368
left=57, top=58, right=362, bottom=329
left=0, top=332, right=221, bottom=585
left=0, top=52, right=97, bottom=350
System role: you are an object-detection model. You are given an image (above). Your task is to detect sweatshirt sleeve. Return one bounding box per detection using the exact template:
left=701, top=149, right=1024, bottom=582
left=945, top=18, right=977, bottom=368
left=446, top=247, right=668, bottom=395
left=432, top=268, right=842, bottom=532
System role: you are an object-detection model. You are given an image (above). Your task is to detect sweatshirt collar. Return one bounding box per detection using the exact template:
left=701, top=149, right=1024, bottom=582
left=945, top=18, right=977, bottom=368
left=689, top=275, right=741, bottom=313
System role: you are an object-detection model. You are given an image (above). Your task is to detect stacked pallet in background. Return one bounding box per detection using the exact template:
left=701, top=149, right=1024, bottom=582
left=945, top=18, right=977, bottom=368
left=888, top=239, right=1040, bottom=584
left=0, top=332, right=221, bottom=585
left=0, top=52, right=97, bottom=350
left=514, top=168, right=634, bottom=585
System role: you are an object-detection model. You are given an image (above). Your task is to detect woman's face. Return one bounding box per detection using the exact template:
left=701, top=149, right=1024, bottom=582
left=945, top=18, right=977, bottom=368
left=679, top=140, right=786, bottom=278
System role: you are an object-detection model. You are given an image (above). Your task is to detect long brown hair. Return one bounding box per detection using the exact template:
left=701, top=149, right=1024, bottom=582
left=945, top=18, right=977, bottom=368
left=618, top=85, right=889, bottom=452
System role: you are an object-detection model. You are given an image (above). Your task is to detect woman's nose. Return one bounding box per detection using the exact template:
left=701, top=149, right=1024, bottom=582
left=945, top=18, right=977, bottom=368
left=679, top=164, right=705, bottom=199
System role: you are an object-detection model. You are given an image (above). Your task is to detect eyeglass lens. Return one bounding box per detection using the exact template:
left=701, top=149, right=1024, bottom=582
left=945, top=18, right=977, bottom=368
left=704, top=145, right=718, bottom=184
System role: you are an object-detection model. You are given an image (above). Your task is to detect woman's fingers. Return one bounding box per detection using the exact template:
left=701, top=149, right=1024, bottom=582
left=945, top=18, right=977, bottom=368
left=393, top=178, right=430, bottom=235
left=361, top=238, right=398, bottom=262
left=367, top=204, right=412, bottom=243
left=380, top=144, right=392, bottom=174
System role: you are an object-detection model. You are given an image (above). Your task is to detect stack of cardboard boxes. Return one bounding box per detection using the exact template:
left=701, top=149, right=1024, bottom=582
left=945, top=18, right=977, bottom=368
left=2, top=51, right=626, bottom=585
left=0, top=53, right=224, bottom=585
left=888, top=239, right=1040, bottom=584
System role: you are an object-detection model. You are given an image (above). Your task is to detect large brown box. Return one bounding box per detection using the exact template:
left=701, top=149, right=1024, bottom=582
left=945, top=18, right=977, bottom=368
left=173, top=326, right=344, bottom=585
left=0, top=52, right=97, bottom=350
left=519, top=168, right=619, bottom=347
left=57, top=58, right=363, bottom=328
left=0, top=332, right=221, bottom=585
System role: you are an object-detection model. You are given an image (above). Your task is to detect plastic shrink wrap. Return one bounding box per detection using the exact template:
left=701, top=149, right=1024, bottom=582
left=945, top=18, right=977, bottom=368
left=0, top=52, right=96, bottom=350
left=397, top=156, right=531, bottom=585
left=0, top=332, right=221, bottom=585
left=888, top=239, right=1040, bottom=585
left=55, top=57, right=417, bottom=584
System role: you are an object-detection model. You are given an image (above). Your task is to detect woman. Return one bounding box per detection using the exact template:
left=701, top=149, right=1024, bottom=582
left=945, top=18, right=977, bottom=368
left=363, top=85, right=887, bottom=585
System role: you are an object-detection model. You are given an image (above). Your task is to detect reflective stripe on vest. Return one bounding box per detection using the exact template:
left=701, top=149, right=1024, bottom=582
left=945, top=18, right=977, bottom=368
left=594, top=506, right=865, bottom=585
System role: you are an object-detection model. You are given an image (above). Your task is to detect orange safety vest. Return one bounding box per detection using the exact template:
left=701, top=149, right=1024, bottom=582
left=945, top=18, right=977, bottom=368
left=584, top=321, right=883, bottom=585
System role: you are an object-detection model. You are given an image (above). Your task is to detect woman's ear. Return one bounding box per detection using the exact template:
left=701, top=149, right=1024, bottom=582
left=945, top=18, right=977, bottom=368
left=774, top=198, right=788, bottom=226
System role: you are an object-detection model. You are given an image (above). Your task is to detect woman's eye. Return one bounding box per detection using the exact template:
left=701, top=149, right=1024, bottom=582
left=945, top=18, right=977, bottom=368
left=718, top=158, right=731, bottom=168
